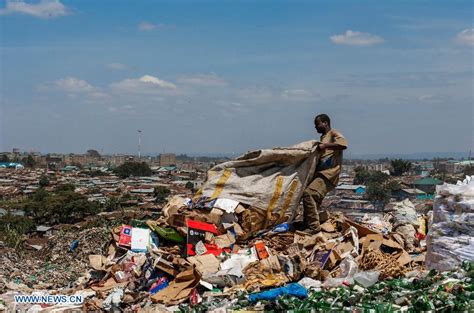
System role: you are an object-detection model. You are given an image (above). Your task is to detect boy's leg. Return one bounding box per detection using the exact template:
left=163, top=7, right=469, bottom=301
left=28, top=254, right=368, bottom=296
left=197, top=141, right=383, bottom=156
left=302, top=175, right=334, bottom=234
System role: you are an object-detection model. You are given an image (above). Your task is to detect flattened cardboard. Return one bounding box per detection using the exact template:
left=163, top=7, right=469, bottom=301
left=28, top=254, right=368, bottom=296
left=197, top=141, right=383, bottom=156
left=163, top=196, right=187, bottom=218
left=233, top=223, right=244, bottom=236
left=333, top=242, right=354, bottom=260
left=235, top=204, right=246, bottom=214
left=321, top=221, right=336, bottom=233
left=208, top=208, right=224, bottom=225
left=151, top=267, right=201, bottom=305
left=343, top=218, right=380, bottom=237
left=90, top=278, right=127, bottom=292
left=89, top=255, right=107, bottom=271
left=154, top=257, right=178, bottom=276
left=214, top=232, right=236, bottom=248
left=382, top=239, right=403, bottom=250
left=260, top=255, right=281, bottom=271
left=361, top=234, right=384, bottom=251
left=187, top=254, right=220, bottom=276
left=397, top=250, right=412, bottom=266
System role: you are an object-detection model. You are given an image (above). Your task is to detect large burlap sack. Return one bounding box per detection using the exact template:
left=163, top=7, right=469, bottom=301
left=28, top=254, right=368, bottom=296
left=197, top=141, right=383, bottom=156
left=197, top=140, right=321, bottom=229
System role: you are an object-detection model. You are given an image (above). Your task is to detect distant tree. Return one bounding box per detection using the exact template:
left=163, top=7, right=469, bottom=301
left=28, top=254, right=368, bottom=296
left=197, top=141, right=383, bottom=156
left=366, top=182, right=391, bottom=211
left=0, top=154, right=10, bottom=163
left=185, top=181, right=194, bottom=190
left=113, top=162, right=152, bottom=178
left=353, top=166, right=370, bottom=185
left=367, top=171, right=390, bottom=184
left=104, top=196, right=121, bottom=212
left=22, top=155, right=36, bottom=168
left=55, top=184, right=75, bottom=192
left=154, top=186, right=171, bottom=204
left=87, top=149, right=101, bottom=158
left=39, top=175, right=50, bottom=187
left=390, top=159, right=412, bottom=176
left=21, top=188, right=100, bottom=224
left=0, top=213, right=35, bottom=248
left=354, top=167, right=389, bottom=185
left=386, top=180, right=402, bottom=192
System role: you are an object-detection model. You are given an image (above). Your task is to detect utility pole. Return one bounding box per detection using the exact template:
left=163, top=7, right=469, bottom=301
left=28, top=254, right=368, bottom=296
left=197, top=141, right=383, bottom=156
left=137, top=130, right=142, bottom=159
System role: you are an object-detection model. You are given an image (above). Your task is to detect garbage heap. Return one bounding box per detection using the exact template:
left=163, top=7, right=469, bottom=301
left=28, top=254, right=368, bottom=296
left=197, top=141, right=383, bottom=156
left=0, top=139, right=473, bottom=312
left=1, top=192, right=473, bottom=312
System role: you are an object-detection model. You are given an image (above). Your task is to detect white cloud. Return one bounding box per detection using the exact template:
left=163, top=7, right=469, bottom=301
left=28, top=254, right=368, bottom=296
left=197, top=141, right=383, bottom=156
left=281, top=89, right=316, bottom=101
left=106, top=63, right=127, bottom=70
left=0, top=0, right=69, bottom=19
left=53, top=77, right=95, bottom=93
left=110, top=75, right=178, bottom=95
left=138, top=22, right=156, bottom=31
left=330, top=30, right=384, bottom=46
left=139, top=75, right=176, bottom=89
left=237, top=86, right=277, bottom=102
left=455, top=28, right=474, bottom=46
left=178, top=73, right=227, bottom=86
left=418, top=94, right=447, bottom=102
left=40, top=77, right=109, bottom=99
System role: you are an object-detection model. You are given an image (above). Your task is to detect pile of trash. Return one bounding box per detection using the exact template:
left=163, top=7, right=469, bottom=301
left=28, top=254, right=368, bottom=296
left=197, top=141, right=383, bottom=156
left=0, top=140, right=473, bottom=312
left=1, top=190, right=472, bottom=312
left=426, top=175, right=474, bottom=272
left=1, top=227, right=110, bottom=292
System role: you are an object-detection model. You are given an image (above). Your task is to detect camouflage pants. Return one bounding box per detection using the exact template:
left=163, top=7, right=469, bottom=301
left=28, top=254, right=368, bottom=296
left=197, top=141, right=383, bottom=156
left=302, top=174, right=334, bottom=231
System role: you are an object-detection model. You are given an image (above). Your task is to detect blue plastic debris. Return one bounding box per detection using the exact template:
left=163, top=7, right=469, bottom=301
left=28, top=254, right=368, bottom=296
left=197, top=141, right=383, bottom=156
left=149, top=277, right=169, bottom=294
left=248, top=283, right=308, bottom=302
left=272, top=222, right=290, bottom=233
left=69, top=239, right=79, bottom=252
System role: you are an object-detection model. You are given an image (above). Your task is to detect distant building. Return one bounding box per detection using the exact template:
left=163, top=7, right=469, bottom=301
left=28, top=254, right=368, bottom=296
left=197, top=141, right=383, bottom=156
left=60, top=165, right=80, bottom=173
left=109, top=155, right=134, bottom=165
left=413, top=177, right=443, bottom=194
left=0, top=162, right=24, bottom=170
left=335, top=184, right=366, bottom=195
left=392, top=188, right=427, bottom=201
left=159, top=153, right=176, bottom=166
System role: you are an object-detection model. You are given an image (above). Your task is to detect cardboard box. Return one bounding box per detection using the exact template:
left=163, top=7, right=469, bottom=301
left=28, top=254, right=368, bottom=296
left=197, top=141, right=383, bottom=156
left=118, top=225, right=132, bottom=247
left=187, top=219, right=220, bottom=256
left=255, top=241, right=269, bottom=259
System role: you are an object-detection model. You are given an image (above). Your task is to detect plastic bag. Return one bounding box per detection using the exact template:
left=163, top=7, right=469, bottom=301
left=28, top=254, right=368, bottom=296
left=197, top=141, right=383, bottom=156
left=248, top=283, right=307, bottom=302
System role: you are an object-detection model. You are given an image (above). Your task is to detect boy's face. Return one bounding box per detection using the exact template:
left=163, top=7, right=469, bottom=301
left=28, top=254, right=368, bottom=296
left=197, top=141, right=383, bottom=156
left=314, top=118, right=326, bottom=134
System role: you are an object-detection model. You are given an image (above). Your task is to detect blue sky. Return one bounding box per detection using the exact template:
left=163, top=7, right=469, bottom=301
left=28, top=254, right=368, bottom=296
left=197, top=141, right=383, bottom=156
left=0, top=0, right=472, bottom=156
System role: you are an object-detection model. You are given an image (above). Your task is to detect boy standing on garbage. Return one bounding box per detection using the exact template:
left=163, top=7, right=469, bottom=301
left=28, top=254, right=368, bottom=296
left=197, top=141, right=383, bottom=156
left=302, top=114, right=348, bottom=234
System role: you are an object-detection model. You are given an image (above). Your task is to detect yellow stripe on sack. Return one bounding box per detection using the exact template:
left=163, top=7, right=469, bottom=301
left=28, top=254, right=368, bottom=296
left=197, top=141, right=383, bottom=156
left=192, top=188, right=203, bottom=201
left=208, top=170, right=217, bottom=178
left=210, top=169, right=232, bottom=199
left=193, top=170, right=218, bottom=200
left=279, top=179, right=299, bottom=220
left=265, top=176, right=284, bottom=227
